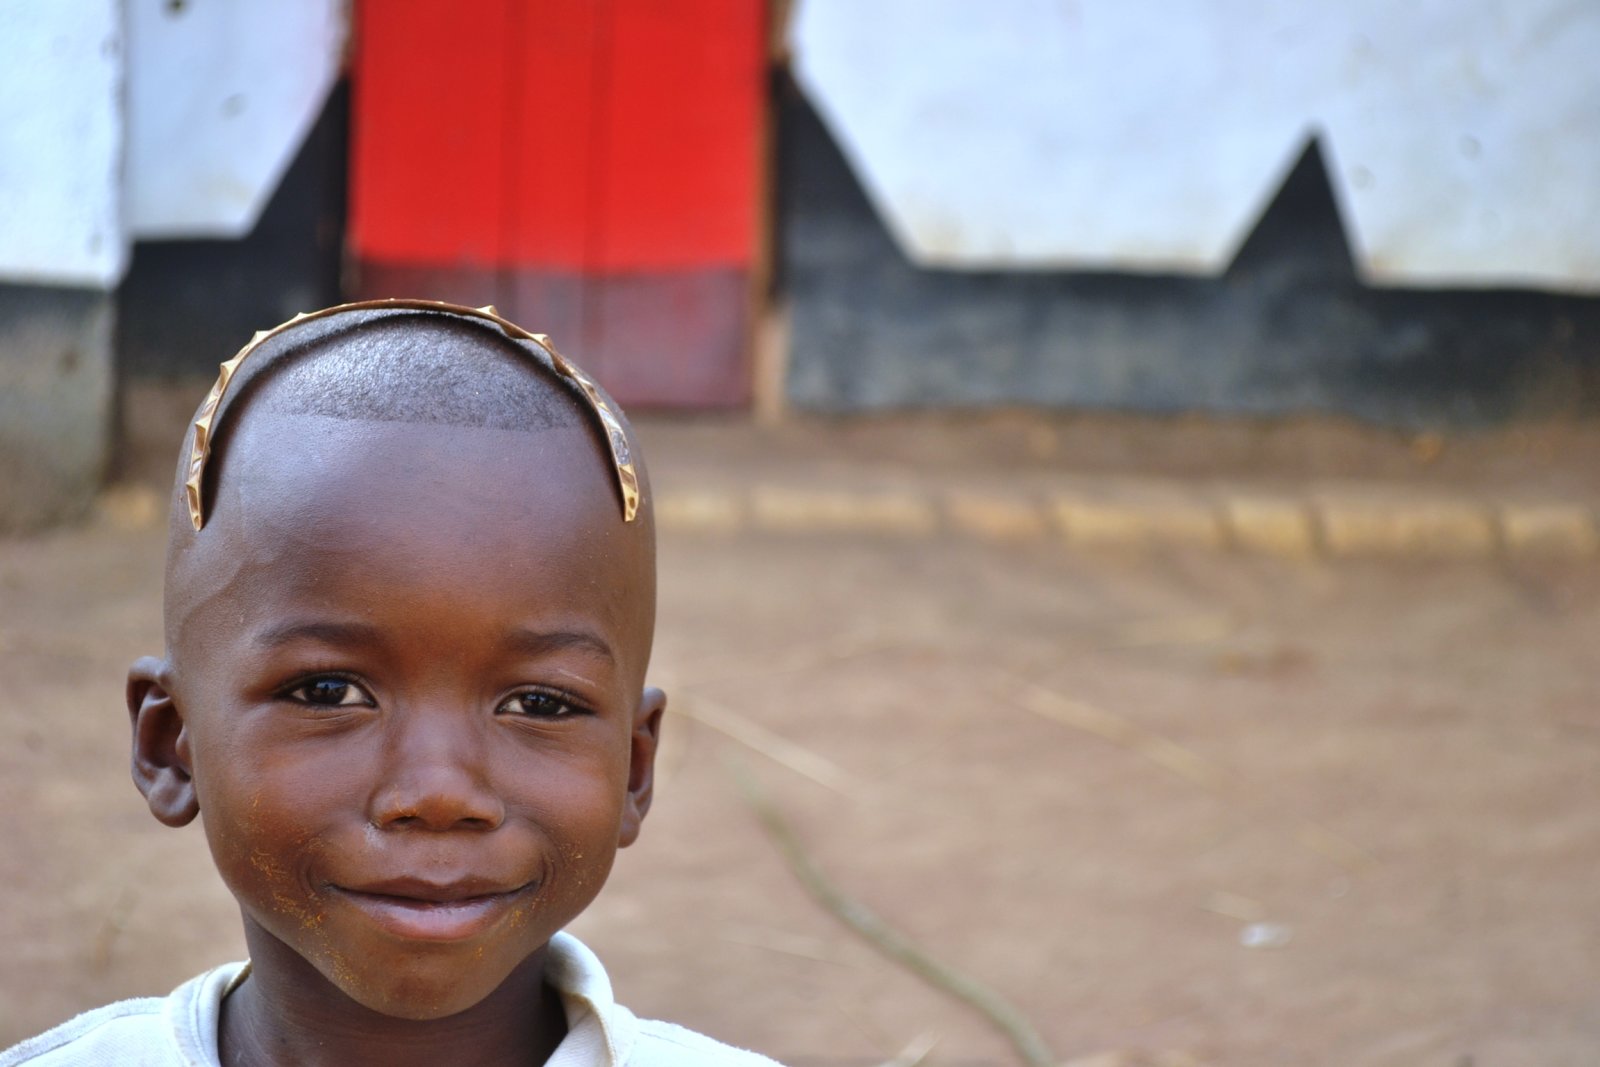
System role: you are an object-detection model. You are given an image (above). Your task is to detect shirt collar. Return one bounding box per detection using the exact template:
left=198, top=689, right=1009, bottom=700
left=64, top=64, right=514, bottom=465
left=545, top=931, right=638, bottom=1066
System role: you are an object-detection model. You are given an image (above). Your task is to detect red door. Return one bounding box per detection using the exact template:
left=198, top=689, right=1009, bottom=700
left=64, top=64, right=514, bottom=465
left=348, top=0, right=765, bottom=407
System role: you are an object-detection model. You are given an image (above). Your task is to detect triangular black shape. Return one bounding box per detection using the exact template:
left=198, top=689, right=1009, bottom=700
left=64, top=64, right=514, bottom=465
left=1226, top=136, right=1358, bottom=281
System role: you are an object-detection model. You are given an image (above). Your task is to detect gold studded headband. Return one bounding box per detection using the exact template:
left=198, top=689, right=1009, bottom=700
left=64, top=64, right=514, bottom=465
left=184, top=298, right=641, bottom=531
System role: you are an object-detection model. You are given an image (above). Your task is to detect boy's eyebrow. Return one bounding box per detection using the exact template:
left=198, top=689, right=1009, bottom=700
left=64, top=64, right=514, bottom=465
left=253, top=619, right=383, bottom=649
left=251, top=620, right=615, bottom=664
left=502, top=627, right=616, bottom=665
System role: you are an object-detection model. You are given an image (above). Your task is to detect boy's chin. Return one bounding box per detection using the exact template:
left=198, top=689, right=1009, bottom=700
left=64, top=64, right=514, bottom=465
left=315, top=947, right=545, bottom=1022
left=242, top=914, right=551, bottom=1023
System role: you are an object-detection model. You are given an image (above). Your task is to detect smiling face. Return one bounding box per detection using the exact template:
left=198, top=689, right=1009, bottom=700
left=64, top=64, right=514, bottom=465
left=129, top=360, right=661, bottom=1020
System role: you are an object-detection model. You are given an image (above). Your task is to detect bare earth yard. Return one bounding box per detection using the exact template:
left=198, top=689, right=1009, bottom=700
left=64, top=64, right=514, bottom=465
left=3, top=418, right=1598, bottom=1066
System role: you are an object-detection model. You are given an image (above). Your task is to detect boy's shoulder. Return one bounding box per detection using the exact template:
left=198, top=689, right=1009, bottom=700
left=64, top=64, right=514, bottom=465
left=0, top=964, right=243, bottom=1067
left=549, top=932, right=786, bottom=1066
left=0, top=997, right=167, bottom=1067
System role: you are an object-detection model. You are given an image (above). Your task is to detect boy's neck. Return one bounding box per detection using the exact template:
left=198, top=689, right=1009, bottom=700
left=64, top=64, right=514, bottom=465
left=220, top=923, right=568, bottom=1067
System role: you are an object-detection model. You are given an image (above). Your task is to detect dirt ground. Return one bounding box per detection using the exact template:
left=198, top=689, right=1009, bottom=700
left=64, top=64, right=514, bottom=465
left=3, top=417, right=1599, bottom=1066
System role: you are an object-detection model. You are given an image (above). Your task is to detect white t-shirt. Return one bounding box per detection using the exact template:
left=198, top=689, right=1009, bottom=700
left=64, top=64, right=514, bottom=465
left=1, top=932, right=782, bottom=1066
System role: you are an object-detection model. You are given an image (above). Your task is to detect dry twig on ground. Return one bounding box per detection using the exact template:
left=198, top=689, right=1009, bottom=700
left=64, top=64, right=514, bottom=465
left=728, top=759, right=1056, bottom=1067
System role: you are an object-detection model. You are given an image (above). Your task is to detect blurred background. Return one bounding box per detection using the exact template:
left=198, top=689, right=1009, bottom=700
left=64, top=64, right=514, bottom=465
left=2, top=2, right=1598, bottom=1065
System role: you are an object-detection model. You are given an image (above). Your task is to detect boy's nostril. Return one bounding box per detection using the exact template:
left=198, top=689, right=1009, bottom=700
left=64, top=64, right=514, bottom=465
left=371, top=781, right=506, bottom=832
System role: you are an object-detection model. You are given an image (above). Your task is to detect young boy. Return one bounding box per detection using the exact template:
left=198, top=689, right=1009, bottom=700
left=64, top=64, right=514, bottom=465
left=2, top=301, right=783, bottom=1067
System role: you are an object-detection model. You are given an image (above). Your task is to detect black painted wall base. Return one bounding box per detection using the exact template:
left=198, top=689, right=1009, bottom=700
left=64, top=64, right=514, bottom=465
left=778, top=82, right=1600, bottom=427
left=112, top=85, right=349, bottom=481
left=116, top=83, right=348, bottom=383
left=0, top=285, right=113, bottom=531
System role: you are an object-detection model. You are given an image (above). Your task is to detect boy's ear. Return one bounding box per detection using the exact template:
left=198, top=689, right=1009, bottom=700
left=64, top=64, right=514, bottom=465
left=127, top=656, right=199, bottom=827
left=618, top=686, right=666, bottom=848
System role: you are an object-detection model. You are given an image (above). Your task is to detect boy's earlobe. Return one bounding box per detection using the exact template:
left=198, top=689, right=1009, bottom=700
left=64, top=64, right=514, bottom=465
left=127, top=656, right=200, bottom=827
left=618, top=686, right=667, bottom=848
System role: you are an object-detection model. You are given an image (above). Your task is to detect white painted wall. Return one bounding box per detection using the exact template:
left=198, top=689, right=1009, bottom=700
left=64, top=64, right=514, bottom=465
left=0, top=0, right=126, bottom=288
left=0, top=0, right=343, bottom=289
left=124, top=0, right=345, bottom=239
left=793, top=0, right=1600, bottom=293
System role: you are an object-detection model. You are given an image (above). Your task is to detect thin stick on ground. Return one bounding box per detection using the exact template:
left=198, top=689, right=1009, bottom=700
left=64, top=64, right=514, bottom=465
left=678, top=695, right=859, bottom=796
left=728, top=758, right=1056, bottom=1067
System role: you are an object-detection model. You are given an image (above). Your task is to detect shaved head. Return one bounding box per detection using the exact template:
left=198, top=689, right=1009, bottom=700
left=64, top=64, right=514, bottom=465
left=160, top=307, right=653, bottom=660
left=209, top=308, right=592, bottom=433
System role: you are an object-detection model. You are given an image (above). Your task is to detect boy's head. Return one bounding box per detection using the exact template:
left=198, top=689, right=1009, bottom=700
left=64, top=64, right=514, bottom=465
left=126, top=303, right=664, bottom=1020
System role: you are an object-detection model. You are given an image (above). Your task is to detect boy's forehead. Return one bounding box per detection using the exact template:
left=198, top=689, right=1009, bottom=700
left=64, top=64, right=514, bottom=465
left=164, top=411, right=656, bottom=684
left=188, top=406, right=638, bottom=566
left=165, top=388, right=654, bottom=665
left=239, top=411, right=618, bottom=511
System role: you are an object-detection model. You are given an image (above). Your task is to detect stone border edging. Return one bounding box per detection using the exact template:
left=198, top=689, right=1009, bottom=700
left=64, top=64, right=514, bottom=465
left=654, top=483, right=1599, bottom=560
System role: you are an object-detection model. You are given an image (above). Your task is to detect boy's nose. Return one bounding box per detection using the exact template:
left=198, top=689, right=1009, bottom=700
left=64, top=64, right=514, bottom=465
left=368, top=706, right=505, bottom=832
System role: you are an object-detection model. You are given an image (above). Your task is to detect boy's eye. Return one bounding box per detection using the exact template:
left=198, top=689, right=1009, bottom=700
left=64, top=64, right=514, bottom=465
left=497, top=690, right=584, bottom=719
left=287, top=677, right=374, bottom=708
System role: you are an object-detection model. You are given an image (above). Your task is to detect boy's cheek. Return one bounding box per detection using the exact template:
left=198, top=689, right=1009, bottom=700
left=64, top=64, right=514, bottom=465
left=200, top=790, right=313, bottom=902
left=189, top=738, right=336, bottom=913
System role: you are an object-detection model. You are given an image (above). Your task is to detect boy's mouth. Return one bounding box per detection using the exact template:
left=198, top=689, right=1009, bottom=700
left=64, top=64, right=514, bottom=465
left=332, top=877, right=537, bottom=942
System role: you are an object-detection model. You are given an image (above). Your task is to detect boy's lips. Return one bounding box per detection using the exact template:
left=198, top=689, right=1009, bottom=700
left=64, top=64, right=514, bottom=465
left=332, top=877, right=537, bottom=942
